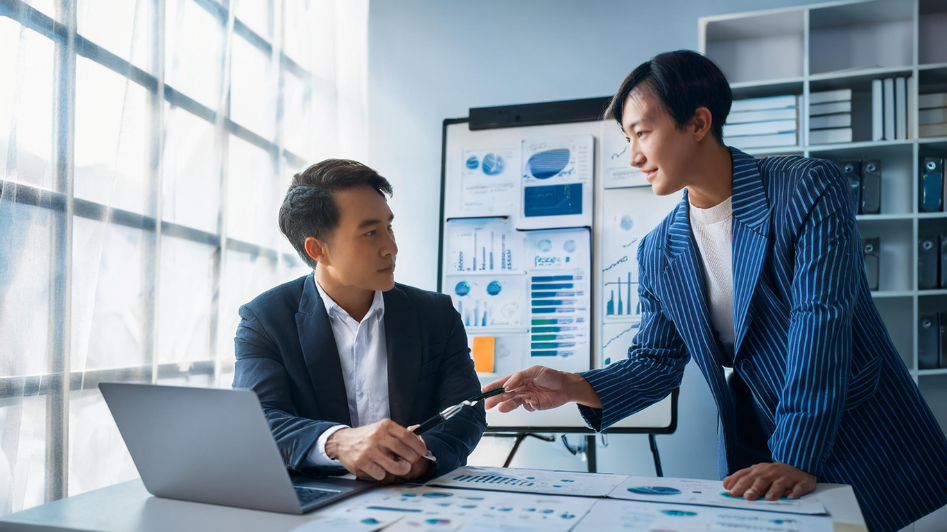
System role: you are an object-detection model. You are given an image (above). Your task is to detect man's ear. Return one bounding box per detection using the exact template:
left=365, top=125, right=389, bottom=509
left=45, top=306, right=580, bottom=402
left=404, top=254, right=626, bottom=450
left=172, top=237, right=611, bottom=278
left=304, top=236, right=329, bottom=266
left=690, top=106, right=714, bottom=143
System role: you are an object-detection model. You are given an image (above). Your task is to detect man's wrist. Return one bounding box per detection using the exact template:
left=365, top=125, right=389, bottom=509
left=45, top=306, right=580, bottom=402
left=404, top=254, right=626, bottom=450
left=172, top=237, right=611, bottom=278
left=324, top=427, right=349, bottom=460
left=567, top=372, right=602, bottom=409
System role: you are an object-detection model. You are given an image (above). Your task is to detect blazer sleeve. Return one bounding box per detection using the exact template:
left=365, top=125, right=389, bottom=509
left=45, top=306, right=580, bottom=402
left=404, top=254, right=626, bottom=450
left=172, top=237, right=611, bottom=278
left=770, top=164, right=857, bottom=476
left=232, top=304, right=343, bottom=473
left=577, top=235, right=690, bottom=431
left=418, top=297, right=486, bottom=477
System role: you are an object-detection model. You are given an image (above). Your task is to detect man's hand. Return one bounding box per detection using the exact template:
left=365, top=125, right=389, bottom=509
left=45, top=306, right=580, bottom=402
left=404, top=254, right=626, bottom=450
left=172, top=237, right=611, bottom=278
left=482, top=365, right=602, bottom=412
left=723, top=462, right=816, bottom=501
left=325, top=419, right=428, bottom=481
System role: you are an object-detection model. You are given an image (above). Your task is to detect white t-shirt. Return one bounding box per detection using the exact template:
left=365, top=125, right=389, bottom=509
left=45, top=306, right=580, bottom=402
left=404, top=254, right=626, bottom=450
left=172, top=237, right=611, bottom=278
left=689, top=196, right=735, bottom=354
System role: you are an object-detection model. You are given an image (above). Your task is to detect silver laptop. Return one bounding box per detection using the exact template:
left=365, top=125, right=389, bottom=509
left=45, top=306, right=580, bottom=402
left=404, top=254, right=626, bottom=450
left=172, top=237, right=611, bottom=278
left=99, top=382, right=372, bottom=514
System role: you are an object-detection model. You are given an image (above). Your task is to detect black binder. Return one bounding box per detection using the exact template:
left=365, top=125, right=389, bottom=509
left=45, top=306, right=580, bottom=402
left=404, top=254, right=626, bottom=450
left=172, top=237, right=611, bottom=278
left=919, top=236, right=939, bottom=290
left=863, top=238, right=880, bottom=291
left=941, top=234, right=947, bottom=289
left=840, top=160, right=861, bottom=215
left=921, top=158, right=943, bottom=212
left=860, top=160, right=881, bottom=214
left=940, top=314, right=947, bottom=369
left=921, top=315, right=940, bottom=370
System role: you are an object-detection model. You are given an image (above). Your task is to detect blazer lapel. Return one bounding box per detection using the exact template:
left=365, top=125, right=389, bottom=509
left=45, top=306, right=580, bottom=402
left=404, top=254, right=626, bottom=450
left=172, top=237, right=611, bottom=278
left=383, top=286, right=423, bottom=427
left=296, top=273, right=352, bottom=427
left=729, top=148, right=772, bottom=360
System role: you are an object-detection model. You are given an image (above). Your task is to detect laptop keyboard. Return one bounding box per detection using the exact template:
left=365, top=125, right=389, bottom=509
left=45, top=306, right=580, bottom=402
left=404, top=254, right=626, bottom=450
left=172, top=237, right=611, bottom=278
left=295, top=486, right=342, bottom=507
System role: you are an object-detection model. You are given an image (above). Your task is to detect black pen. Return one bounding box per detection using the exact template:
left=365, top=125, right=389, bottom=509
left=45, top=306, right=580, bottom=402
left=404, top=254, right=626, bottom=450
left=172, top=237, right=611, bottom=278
left=412, top=388, right=506, bottom=435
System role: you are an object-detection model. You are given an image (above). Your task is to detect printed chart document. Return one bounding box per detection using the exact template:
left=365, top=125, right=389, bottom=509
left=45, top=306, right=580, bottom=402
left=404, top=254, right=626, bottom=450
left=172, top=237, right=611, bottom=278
left=328, top=484, right=596, bottom=532
left=519, top=135, right=593, bottom=229
left=572, top=499, right=833, bottom=532
left=608, top=476, right=827, bottom=515
left=427, top=466, right=627, bottom=497
left=459, top=145, right=520, bottom=217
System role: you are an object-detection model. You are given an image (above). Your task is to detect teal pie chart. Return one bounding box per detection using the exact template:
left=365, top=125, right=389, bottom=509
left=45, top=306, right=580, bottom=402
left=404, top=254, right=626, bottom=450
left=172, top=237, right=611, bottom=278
left=628, top=486, right=681, bottom=495
left=482, top=153, right=505, bottom=175
left=526, top=149, right=570, bottom=179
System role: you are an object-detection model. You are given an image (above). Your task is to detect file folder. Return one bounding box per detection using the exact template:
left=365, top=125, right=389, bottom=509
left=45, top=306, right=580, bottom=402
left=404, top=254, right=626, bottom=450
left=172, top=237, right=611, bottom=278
left=861, top=160, right=881, bottom=214
left=920, top=315, right=939, bottom=370
left=863, top=238, right=880, bottom=291
left=839, top=160, right=861, bottom=214
left=921, top=158, right=943, bottom=212
left=919, top=236, right=939, bottom=290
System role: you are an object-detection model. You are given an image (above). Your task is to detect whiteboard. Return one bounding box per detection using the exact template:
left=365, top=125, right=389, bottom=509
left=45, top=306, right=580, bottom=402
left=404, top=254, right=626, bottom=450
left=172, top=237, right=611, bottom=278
left=438, top=108, right=682, bottom=433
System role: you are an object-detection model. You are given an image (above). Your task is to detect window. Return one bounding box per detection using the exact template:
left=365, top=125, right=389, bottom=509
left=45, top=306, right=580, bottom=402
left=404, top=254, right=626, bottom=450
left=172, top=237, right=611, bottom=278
left=0, top=0, right=365, bottom=515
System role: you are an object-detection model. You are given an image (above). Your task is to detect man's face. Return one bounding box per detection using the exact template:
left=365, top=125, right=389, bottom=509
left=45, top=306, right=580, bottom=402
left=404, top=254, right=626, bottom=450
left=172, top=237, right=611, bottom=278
left=317, top=185, right=398, bottom=292
left=621, top=88, right=700, bottom=197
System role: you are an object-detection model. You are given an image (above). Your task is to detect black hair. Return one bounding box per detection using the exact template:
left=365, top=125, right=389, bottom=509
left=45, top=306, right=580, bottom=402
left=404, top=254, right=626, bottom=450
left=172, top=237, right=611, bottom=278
left=605, top=50, right=732, bottom=144
left=278, top=159, right=393, bottom=269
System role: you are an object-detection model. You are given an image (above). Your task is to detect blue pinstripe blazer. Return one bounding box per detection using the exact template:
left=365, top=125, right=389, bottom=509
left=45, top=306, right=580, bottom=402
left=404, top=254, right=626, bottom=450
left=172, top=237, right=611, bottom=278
left=578, top=148, right=947, bottom=532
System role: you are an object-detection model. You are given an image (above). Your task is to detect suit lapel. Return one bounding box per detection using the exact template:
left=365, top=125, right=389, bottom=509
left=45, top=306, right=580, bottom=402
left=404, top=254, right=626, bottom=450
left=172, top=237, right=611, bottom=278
left=729, top=148, right=772, bottom=360
left=383, top=286, right=423, bottom=426
left=296, top=273, right=352, bottom=426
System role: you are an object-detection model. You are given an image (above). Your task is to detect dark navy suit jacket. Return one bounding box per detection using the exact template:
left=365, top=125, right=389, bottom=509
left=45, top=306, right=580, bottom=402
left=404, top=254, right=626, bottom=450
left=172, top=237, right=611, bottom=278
left=578, top=148, right=947, bottom=532
left=232, top=274, right=486, bottom=478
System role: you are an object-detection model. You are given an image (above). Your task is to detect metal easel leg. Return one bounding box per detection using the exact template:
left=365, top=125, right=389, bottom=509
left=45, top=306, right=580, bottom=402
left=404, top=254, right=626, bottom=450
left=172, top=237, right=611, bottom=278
left=648, top=433, right=663, bottom=477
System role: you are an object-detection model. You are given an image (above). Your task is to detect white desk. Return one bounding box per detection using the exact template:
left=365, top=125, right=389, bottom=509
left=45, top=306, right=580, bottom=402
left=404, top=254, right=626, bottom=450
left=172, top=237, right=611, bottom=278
left=0, top=477, right=867, bottom=532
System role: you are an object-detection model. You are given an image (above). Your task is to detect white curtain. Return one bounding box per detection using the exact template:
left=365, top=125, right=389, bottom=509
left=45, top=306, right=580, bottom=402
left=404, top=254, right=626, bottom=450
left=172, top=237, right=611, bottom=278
left=0, top=0, right=368, bottom=515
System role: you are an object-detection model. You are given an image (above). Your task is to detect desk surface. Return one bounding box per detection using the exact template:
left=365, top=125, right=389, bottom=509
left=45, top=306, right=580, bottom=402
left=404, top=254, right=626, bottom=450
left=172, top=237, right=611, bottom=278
left=0, top=477, right=867, bottom=532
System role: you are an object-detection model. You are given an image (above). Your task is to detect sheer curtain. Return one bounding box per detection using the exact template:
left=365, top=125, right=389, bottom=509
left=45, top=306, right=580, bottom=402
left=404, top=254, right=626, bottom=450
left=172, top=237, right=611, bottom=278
left=0, top=0, right=368, bottom=515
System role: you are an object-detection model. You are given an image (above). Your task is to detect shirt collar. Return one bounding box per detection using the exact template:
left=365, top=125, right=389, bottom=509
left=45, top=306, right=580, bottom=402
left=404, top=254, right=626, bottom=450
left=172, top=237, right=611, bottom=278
left=314, top=277, right=385, bottom=323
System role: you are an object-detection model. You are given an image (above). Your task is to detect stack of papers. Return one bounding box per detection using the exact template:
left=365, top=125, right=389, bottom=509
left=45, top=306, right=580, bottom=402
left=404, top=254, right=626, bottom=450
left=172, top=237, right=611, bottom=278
left=810, top=89, right=853, bottom=144
left=724, top=95, right=799, bottom=149
left=920, top=92, right=947, bottom=138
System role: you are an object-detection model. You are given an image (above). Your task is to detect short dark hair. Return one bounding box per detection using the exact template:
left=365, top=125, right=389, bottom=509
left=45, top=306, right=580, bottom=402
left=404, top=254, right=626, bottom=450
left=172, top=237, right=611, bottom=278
left=605, top=50, right=732, bottom=144
left=278, top=159, right=393, bottom=269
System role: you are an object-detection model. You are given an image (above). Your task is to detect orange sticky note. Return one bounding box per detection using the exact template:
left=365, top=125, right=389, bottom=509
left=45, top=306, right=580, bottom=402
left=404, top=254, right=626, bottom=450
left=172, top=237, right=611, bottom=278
left=472, top=337, right=495, bottom=373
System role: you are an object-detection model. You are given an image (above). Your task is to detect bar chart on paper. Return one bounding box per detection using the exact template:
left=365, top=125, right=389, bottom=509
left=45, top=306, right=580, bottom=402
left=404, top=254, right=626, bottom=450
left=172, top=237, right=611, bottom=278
left=446, top=218, right=520, bottom=273
left=449, top=275, right=527, bottom=330
left=530, top=274, right=586, bottom=358
left=428, top=466, right=628, bottom=497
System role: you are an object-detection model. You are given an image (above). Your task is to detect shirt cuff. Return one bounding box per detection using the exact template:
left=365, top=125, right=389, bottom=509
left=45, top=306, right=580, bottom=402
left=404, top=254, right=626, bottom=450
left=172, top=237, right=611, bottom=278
left=310, top=424, right=349, bottom=467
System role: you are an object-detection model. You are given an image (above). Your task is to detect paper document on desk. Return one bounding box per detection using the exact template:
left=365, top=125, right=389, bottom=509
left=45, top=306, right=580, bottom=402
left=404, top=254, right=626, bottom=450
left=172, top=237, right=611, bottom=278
left=426, top=465, right=628, bottom=497
left=572, top=499, right=833, bottom=532
left=290, top=508, right=402, bottom=531
left=326, top=484, right=596, bottom=532
left=607, top=476, right=827, bottom=515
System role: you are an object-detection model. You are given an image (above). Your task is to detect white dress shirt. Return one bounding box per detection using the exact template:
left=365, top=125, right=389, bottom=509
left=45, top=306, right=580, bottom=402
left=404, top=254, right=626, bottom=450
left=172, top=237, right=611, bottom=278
left=310, top=279, right=389, bottom=466
left=689, top=196, right=735, bottom=354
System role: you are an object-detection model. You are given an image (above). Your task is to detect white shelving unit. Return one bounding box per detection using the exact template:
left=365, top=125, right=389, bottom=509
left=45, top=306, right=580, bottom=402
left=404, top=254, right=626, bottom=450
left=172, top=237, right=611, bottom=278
left=700, top=0, right=947, bottom=435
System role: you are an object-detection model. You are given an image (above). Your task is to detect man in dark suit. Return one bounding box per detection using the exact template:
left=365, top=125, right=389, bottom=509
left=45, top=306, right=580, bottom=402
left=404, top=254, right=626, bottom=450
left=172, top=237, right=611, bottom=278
left=233, top=159, right=485, bottom=483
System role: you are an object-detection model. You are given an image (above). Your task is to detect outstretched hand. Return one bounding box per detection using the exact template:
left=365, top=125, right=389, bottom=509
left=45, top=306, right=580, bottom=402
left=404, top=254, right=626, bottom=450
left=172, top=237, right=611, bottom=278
left=482, top=365, right=601, bottom=412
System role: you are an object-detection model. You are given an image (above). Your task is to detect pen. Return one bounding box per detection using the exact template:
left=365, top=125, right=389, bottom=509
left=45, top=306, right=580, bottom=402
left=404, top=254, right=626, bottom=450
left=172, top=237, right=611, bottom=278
left=412, top=388, right=506, bottom=435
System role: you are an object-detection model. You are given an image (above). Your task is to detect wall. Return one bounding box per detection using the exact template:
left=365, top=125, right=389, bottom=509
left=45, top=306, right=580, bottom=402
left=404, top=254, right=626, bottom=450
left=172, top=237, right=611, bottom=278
left=367, top=0, right=813, bottom=480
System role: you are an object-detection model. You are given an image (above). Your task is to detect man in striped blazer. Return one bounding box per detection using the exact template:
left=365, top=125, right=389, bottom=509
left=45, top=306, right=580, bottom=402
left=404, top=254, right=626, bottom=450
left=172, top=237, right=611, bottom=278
left=484, top=50, right=947, bottom=532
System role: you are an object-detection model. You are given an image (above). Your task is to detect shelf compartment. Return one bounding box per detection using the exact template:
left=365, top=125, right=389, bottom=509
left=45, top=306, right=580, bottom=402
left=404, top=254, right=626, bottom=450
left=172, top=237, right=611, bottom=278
left=808, top=0, right=915, bottom=76
left=919, top=0, right=947, bottom=66
left=704, top=9, right=804, bottom=85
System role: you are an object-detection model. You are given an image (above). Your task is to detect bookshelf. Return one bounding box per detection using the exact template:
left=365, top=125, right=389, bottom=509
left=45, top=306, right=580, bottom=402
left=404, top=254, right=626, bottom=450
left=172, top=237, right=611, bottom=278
left=700, top=0, right=947, bottom=435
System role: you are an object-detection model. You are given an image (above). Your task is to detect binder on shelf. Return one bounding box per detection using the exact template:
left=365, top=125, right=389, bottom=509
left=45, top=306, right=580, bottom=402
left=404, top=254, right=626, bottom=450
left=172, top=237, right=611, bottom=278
left=872, top=79, right=883, bottom=141
left=940, top=234, right=947, bottom=289
left=907, top=76, right=915, bottom=139
left=895, top=77, right=907, bottom=140
left=920, top=123, right=947, bottom=137
left=863, top=238, right=879, bottom=291
left=725, top=133, right=797, bottom=150
left=840, top=160, right=861, bottom=214
left=884, top=78, right=895, bottom=141
left=940, top=314, right=947, bottom=369
left=922, top=158, right=944, bottom=212
left=810, top=89, right=852, bottom=105
left=919, top=236, right=939, bottom=290
left=810, top=101, right=852, bottom=116
left=919, top=315, right=939, bottom=370
left=723, top=120, right=796, bottom=137
left=920, top=109, right=947, bottom=124
left=919, top=92, right=947, bottom=109
left=861, top=160, right=881, bottom=215
left=726, top=108, right=797, bottom=124
left=810, top=128, right=852, bottom=144
left=810, top=114, right=851, bottom=129
left=731, top=95, right=797, bottom=113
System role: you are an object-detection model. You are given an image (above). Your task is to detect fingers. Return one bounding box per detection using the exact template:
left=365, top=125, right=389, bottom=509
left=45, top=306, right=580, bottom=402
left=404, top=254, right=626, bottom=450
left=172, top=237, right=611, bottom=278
left=384, top=421, right=428, bottom=458
left=729, top=471, right=757, bottom=499
left=371, top=450, right=412, bottom=478
left=743, top=476, right=773, bottom=502
left=497, top=395, right=527, bottom=413
left=357, top=461, right=388, bottom=482
left=788, top=478, right=816, bottom=499
left=766, top=478, right=790, bottom=501
left=723, top=467, right=749, bottom=490
left=384, top=435, right=422, bottom=464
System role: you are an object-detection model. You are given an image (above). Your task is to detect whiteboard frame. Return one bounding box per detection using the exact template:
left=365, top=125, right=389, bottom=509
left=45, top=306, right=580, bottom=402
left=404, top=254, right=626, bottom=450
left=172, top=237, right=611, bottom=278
left=436, top=98, right=679, bottom=435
